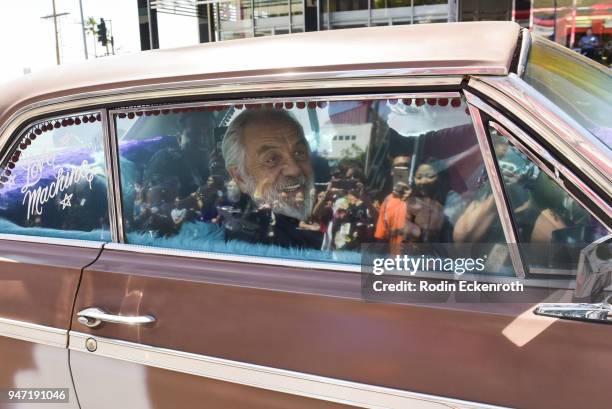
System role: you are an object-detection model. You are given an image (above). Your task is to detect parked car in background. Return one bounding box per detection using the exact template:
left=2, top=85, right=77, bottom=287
left=0, top=21, right=610, bottom=409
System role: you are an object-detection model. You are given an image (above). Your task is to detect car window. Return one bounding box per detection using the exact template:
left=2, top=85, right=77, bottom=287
left=524, top=36, right=612, bottom=149
left=114, top=96, right=512, bottom=274
left=0, top=112, right=111, bottom=241
left=488, top=124, right=610, bottom=276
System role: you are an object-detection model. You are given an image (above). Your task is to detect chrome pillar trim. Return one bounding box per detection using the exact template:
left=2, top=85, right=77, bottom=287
left=108, top=92, right=462, bottom=115
left=103, top=242, right=362, bottom=273
left=515, top=28, right=531, bottom=78
left=0, top=317, right=67, bottom=348
left=466, top=103, right=526, bottom=279
left=489, top=122, right=559, bottom=181
left=469, top=75, right=611, bottom=191
left=100, top=108, right=118, bottom=243
left=0, top=75, right=463, bottom=165
left=0, top=233, right=104, bottom=249
left=466, top=91, right=611, bottom=230
left=68, top=331, right=508, bottom=409
left=107, top=111, right=125, bottom=243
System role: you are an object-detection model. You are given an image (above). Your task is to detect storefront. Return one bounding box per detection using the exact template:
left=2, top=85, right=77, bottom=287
left=530, top=1, right=611, bottom=47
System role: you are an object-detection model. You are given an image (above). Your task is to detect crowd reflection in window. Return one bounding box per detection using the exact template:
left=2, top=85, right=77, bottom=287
left=115, top=98, right=604, bottom=269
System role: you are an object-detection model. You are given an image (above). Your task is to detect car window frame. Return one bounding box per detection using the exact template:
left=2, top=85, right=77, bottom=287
left=465, top=90, right=611, bottom=232
left=0, top=108, right=115, bottom=244
left=468, top=75, right=611, bottom=204
left=107, top=92, right=463, bottom=245
left=464, top=91, right=611, bottom=282
left=106, top=90, right=531, bottom=283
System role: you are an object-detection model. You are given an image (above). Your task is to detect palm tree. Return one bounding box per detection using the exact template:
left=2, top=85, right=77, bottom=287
left=85, top=17, right=98, bottom=56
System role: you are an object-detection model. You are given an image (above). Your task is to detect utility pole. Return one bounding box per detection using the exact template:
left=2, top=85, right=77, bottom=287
left=79, top=0, right=88, bottom=59
left=40, top=0, right=69, bottom=65
left=108, top=19, right=115, bottom=55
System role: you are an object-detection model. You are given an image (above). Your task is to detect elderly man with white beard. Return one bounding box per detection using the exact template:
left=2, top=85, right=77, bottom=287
left=220, top=109, right=323, bottom=249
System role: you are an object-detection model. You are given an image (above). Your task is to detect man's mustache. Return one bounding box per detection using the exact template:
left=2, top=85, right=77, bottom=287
left=276, top=176, right=306, bottom=193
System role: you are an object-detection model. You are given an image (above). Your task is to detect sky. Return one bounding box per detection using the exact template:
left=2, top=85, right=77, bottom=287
left=0, top=1, right=200, bottom=85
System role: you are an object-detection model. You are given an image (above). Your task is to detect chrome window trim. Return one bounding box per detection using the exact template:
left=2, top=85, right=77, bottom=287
left=466, top=105, right=526, bottom=279
left=0, top=233, right=104, bottom=249
left=102, top=242, right=576, bottom=289
left=101, top=108, right=119, bottom=243
left=465, top=91, right=611, bottom=231
left=104, top=242, right=362, bottom=273
left=0, top=74, right=464, bottom=161
left=68, top=331, right=508, bottom=409
left=0, top=317, right=67, bottom=348
left=469, top=75, right=611, bottom=193
left=107, top=110, right=125, bottom=243
left=515, top=28, right=531, bottom=78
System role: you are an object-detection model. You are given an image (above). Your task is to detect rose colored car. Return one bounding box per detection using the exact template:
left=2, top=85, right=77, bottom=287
left=0, top=21, right=610, bottom=409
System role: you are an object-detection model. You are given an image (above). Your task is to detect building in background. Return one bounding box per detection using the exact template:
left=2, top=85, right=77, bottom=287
left=136, top=0, right=611, bottom=64
left=137, top=0, right=515, bottom=48
left=529, top=1, right=611, bottom=48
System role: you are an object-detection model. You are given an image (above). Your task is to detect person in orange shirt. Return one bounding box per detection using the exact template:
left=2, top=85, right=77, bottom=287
left=375, top=182, right=421, bottom=244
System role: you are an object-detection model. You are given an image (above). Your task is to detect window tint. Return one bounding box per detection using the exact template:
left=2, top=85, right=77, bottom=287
left=115, top=97, right=510, bottom=273
left=0, top=112, right=111, bottom=241
left=488, top=124, right=610, bottom=276
left=524, top=37, right=612, bottom=149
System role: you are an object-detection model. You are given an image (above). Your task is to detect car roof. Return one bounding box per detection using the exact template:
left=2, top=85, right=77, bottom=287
left=0, top=21, right=520, bottom=127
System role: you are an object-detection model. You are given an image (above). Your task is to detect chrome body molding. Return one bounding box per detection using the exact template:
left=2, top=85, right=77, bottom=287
left=0, top=317, right=67, bottom=348
left=465, top=91, right=611, bottom=231
left=467, top=105, right=526, bottom=279
left=0, top=233, right=105, bottom=249
left=69, top=331, right=508, bottom=409
left=0, top=74, right=463, bottom=163
left=468, top=75, right=611, bottom=195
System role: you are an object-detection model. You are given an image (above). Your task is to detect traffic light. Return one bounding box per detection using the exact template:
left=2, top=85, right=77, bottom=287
left=97, top=18, right=108, bottom=46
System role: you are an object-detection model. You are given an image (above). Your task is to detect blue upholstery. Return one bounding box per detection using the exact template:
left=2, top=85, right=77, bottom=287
left=127, top=221, right=361, bottom=265
left=0, top=218, right=111, bottom=241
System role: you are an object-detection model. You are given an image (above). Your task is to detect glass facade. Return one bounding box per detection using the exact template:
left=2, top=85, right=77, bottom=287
left=530, top=1, right=612, bottom=65
left=214, top=0, right=305, bottom=40
left=211, top=0, right=454, bottom=39
left=323, top=0, right=451, bottom=29
left=144, top=1, right=523, bottom=46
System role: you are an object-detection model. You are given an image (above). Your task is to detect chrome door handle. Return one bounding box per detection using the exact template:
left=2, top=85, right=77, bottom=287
left=534, top=300, right=612, bottom=324
left=77, top=307, right=156, bottom=328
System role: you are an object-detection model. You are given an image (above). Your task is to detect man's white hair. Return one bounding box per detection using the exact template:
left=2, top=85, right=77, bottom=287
left=222, top=108, right=305, bottom=175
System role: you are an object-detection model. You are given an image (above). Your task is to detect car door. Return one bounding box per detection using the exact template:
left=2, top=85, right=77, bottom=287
left=68, top=88, right=611, bottom=409
left=0, top=110, right=112, bottom=408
